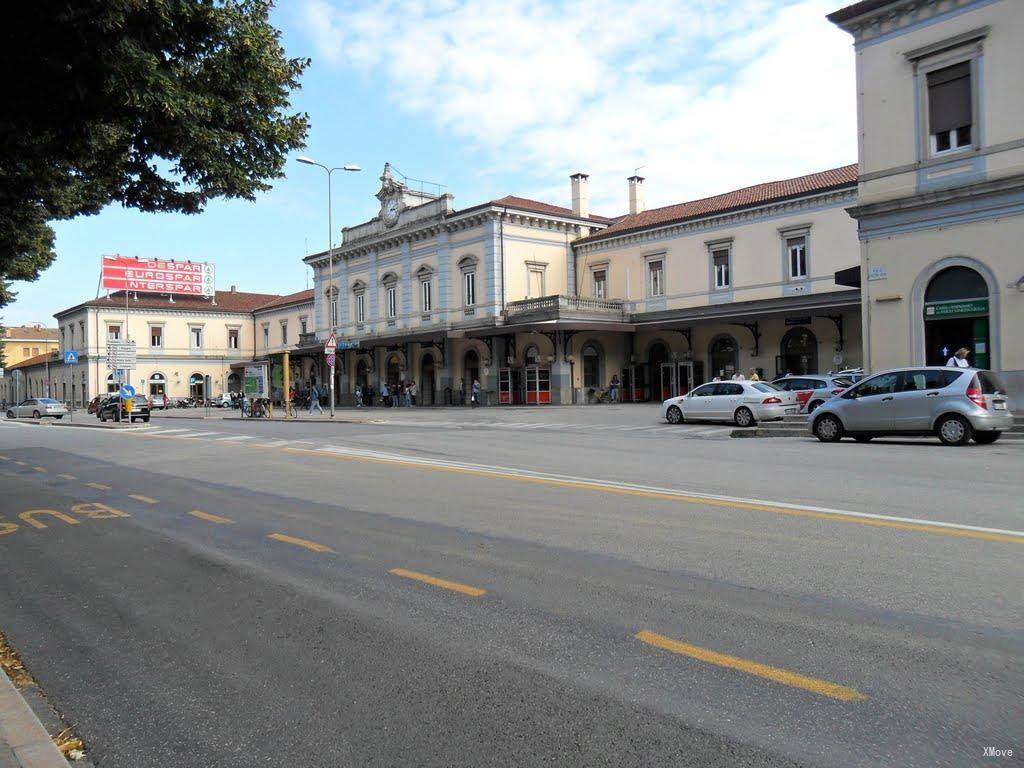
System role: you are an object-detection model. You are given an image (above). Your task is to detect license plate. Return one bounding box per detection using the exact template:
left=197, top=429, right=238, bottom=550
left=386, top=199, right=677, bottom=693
left=993, top=401, right=1006, bottom=410
left=785, top=407, right=797, bottom=414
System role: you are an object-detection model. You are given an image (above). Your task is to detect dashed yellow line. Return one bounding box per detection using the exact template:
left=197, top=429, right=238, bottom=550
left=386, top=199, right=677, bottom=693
left=128, top=494, right=158, bottom=504
left=86, top=482, right=111, bottom=491
left=267, top=533, right=333, bottom=553
left=635, top=630, right=867, bottom=702
left=189, top=510, right=234, bottom=525
left=388, top=567, right=486, bottom=597
left=57, top=474, right=77, bottom=481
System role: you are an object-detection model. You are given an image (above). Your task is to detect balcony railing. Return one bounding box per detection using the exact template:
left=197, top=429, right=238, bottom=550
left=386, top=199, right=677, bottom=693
left=504, top=295, right=626, bottom=321
left=298, top=332, right=318, bottom=347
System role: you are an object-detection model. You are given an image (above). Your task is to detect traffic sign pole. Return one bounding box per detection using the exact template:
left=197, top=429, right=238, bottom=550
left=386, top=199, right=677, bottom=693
left=325, top=333, right=338, bottom=418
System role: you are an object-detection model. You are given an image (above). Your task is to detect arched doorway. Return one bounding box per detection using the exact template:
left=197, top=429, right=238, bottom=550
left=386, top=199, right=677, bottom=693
left=923, top=266, right=989, bottom=368
left=581, top=344, right=601, bottom=390
left=464, top=349, right=480, bottom=389
left=226, top=372, right=241, bottom=393
left=149, top=372, right=167, bottom=397
left=189, top=373, right=205, bottom=401
left=420, top=353, right=436, bottom=405
left=648, top=341, right=669, bottom=400
left=708, top=335, right=738, bottom=380
left=386, top=355, right=402, bottom=388
left=780, top=327, right=817, bottom=376
left=356, top=358, right=369, bottom=391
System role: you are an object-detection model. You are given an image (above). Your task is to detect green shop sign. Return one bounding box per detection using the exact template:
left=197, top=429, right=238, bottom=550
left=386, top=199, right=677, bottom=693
left=924, top=299, right=988, bottom=319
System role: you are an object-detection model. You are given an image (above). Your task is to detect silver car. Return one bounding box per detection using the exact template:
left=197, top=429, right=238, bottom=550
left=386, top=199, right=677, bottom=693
left=662, top=381, right=799, bottom=427
left=810, top=367, right=1013, bottom=446
left=5, top=397, right=68, bottom=420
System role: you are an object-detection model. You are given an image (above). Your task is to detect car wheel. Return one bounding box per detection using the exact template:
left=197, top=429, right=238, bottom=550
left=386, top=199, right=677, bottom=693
left=100, top=412, right=107, bottom=422
left=734, top=407, right=755, bottom=427
left=936, top=414, right=972, bottom=446
left=973, top=431, right=1000, bottom=445
left=32, top=410, right=41, bottom=419
left=814, top=414, right=844, bottom=443
left=142, top=416, right=150, bottom=423
left=853, top=434, right=873, bottom=443
left=666, top=405, right=683, bottom=424
left=807, top=400, right=824, bottom=413
left=55, top=415, right=63, bottom=420
left=5, top=411, right=13, bottom=419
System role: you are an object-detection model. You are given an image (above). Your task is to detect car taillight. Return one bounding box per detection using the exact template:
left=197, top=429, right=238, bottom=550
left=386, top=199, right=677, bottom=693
left=831, top=388, right=843, bottom=395
left=762, top=396, right=782, bottom=404
left=965, top=385, right=986, bottom=409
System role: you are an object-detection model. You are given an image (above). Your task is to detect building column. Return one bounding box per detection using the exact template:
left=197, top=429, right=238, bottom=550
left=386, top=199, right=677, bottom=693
left=282, top=351, right=291, bottom=419
left=439, top=338, right=455, bottom=405
left=551, top=330, right=572, bottom=405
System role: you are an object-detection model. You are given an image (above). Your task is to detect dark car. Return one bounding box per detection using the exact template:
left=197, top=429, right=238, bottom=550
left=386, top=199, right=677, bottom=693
left=97, top=395, right=150, bottom=423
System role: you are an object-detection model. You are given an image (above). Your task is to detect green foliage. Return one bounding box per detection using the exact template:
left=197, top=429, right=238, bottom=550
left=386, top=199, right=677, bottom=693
left=0, top=0, right=310, bottom=308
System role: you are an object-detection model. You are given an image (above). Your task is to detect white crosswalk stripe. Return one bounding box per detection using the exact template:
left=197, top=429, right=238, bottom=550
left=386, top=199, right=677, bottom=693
left=177, top=431, right=221, bottom=439
left=216, top=435, right=256, bottom=442
left=148, top=428, right=192, bottom=435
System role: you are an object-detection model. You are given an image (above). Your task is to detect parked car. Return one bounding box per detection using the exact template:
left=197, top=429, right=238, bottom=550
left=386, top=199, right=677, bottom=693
left=96, top=395, right=151, bottom=423
left=771, top=375, right=853, bottom=413
left=149, top=394, right=168, bottom=410
left=87, top=396, right=103, bottom=414
left=810, top=367, right=1012, bottom=446
left=834, top=367, right=865, bottom=383
left=662, top=381, right=799, bottom=427
left=5, top=398, right=68, bottom=419
left=210, top=393, right=233, bottom=408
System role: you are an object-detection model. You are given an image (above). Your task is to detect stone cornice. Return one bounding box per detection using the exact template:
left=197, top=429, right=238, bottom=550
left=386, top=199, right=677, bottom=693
left=574, top=189, right=857, bottom=256
left=829, top=0, right=988, bottom=46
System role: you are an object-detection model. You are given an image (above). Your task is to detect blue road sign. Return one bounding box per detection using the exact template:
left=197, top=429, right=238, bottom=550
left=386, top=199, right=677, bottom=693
left=64, top=350, right=79, bottom=365
left=338, top=340, right=360, bottom=350
left=119, top=384, right=136, bottom=399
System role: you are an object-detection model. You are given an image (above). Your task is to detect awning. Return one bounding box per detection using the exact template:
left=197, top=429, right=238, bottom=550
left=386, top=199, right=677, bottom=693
left=834, top=266, right=861, bottom=288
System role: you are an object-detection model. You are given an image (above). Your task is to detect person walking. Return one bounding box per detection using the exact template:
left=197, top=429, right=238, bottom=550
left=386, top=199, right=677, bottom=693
left=308, top=383, right=324, bottom=414
left=354, top=385, right=363, bottom=408
left=471, top=378, right=481, bottom=408
left=380, top=381, right=390, bottom=407
left=748, top=368, right=760, bottom=381
left=459, top=379, right=466, bottom=406
left=947, top=347, right=971, bottom=368
left=409, top=379, right=418, bottom=407
left=609, top=374, right=620, bottom=403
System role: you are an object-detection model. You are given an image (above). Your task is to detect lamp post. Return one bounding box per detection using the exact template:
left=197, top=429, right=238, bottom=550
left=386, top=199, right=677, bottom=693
left=296, top=156, right=361, bottom=418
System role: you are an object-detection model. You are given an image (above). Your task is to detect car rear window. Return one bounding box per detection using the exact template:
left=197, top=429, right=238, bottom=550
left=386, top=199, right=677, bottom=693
left=752, top=382, right=779, bottom=393
left=38, top=398, right=59, bottom=404
left=977, top=371, right=1005, bottom=394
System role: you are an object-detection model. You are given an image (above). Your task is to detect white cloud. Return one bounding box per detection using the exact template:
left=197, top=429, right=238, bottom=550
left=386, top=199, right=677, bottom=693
left=298, top=0, right=856, bottom=214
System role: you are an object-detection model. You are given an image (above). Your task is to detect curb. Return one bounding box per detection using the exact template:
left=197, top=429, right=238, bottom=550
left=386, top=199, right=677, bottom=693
left=22, top=420, right=151, bottom=432
left=0, top=669, right=68, bottom=768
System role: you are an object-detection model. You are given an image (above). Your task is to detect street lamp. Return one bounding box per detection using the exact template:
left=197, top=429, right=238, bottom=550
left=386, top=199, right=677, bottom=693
left=296, top=156, right=361, bottom=418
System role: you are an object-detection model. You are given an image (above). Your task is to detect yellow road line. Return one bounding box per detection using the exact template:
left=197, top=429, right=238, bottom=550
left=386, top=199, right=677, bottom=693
left=57, top=474, right=77, bottom=481
left=268, top=533, right=333, bottom=553
left=13, top=460, right=27, bottom=466
left=635, top=629, right=867, bottom=702
left=0, top=455, right=9, bottom=460
left=189, top=509, right=234, bottom=525
left=128, top=494, right=158, bottom=504
left=388, top=567, right=486, bottom=597
left=86, top=482, right=112, bottom=490
left=279, top=446, right=1022, bottom=544
left=32, top=466, right=46, bottom=472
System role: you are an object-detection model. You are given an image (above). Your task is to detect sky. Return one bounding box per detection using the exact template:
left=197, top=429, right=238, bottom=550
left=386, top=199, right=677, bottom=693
left=4, top=0, right=857, bottom=328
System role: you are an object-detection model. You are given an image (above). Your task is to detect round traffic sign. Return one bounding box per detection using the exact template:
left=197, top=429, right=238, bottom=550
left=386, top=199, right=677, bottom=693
left=119, top=384, right=136, bottom=399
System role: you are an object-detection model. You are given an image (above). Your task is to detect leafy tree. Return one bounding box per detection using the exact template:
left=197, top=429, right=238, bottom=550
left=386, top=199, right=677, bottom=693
left=0, top=0, right=310, bottom=308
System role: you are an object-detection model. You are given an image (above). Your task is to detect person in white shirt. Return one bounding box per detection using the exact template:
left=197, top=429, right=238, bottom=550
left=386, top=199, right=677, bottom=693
left=946, top=347, right=971, bottom=368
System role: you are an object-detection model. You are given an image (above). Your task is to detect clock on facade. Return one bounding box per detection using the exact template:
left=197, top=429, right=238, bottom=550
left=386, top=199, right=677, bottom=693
left=381, top=196, right=401, bottom=227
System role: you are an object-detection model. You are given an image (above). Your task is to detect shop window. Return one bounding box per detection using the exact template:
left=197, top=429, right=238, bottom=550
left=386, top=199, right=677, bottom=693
left=149, top=373, right=166, bottom=396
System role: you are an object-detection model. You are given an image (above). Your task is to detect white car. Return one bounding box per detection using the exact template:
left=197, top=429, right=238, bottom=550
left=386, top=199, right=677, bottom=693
left=661, top=381, right=799, bottom=427
left=6, top=398, right=69, bottom=419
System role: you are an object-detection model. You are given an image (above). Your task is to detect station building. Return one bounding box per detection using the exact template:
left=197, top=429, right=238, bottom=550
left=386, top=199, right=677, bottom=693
left=828, top=0, right=1024, bottom=402
left=308, top=163, right=862, bottom=405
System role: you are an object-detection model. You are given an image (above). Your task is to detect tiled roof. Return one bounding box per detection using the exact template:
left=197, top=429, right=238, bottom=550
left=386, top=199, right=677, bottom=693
left=462, top=195, right=616, bottom=224
left=577, top=164, right=858, bottom=245
left=2, top=325, right=59, bottom=341
left=56, top=289, right=283, bottom=317
left=255, top=289, right=315, bottom=311
left=7, top=351, right=59, bottom=371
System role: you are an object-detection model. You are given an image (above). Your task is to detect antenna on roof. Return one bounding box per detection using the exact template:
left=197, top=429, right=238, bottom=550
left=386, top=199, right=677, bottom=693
left=633, top=165, right=646, bottom=177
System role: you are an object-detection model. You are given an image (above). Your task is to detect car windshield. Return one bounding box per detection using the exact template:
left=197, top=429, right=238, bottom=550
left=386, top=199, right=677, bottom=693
left=752, top=382, right=780, bottom=393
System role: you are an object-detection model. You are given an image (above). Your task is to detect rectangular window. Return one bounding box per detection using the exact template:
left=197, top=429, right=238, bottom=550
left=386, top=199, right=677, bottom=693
left=386, top=286, right=397, bottom=318
left=150, top=326, right=163, bottom=348
left=421, top=280, right=432, bottom=312
left=107, top=325, right=121, bottom=341
left=190, top=327, right=203, bottom=349
left=300, top=317, right=307, bottom=335
left=23, top=347, right=30, bottom=356
left=228, top=329, right=239, bottom=349
left=787, top=236, right=807, bottom=279
left=330, top=295, right=338, bottom=327
left=355, top=293, right=365, bottom=323
left=927, top=62, right=972, bottom=155
left=713, top=250, right=730, bottom=289
left=262, top=325, right=269, bottom=349
left=280, top=322, right=288, bottom=345
left=32, top=347, right=39, bottom=356
left=593, top=269, right=607, bottom=299
left=648, top=260, right=664, bottom=297
left=528, top=269, right=545, bottom=299
left=464, top=271, right=476, bottom=307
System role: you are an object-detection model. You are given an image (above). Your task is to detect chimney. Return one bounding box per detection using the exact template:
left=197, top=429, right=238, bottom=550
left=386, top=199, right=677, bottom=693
left=230, top=285, right=237, bottom=293
left=570, top=172, right=589, bottom=218
left=628, top=174, right=645, bottom=215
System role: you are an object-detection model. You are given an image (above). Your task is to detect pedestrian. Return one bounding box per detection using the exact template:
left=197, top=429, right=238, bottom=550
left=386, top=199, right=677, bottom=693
left=471, top=378, right=481, bottom=407
left=947, top=347, right=971, bottom=368
left=748, top=368, right=760, bottom=381
left=459, top=379, right=466, bottom=406
left=308, top=382, right=324, bottom=414
left=609, top=373, right=620, bottom=403
left=380, top=381, right=390, bottom=407
left=732, top=371, right=745, bottom=381
left=409, top=379, right=418, bottom=407
left=391, top=382, right=400, bottom=408
left=354, top=386, right=363, bottom=407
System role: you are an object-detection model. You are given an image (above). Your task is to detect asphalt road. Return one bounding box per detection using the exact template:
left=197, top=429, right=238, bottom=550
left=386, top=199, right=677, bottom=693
left=0, top=409, right=1021, bottom=767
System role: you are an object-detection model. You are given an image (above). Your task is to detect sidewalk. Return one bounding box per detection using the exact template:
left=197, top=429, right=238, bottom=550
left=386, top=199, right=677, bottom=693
left=0, top=669, right=70, bottom=768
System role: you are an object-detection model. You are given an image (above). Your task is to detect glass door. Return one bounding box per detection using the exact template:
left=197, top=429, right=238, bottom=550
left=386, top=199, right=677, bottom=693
left=498, top=368, right=513, bottom=405
left=525, top=366, right=551, bottom=404
left=677, top=362, right=694, bottom=396
left=659, top=363, right=677, bottom=401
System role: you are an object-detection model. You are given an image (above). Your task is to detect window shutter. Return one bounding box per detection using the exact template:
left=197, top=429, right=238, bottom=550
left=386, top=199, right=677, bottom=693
left=927, top=62, right=971, bottom=134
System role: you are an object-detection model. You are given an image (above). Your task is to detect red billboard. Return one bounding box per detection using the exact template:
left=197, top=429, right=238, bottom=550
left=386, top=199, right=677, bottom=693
left=101, top=255, right=215, bottom=296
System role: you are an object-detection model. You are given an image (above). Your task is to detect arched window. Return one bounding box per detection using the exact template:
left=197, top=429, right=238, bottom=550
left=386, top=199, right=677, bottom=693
left=149, top=372, right=167, bottom=397
left=708, top=335, right=738, bottom=379
left=581, top=344, right=601, bottom=388
left=524, top=344, right=541, bottom=366
left=780, top=328, right=817, bottom=376
left=925, top=266, right=987, bottom=303
left=106, top=373, right=118, bottom=393
left=923, top=265, right=990, bottom=367
left=463, top=349, right=480, bottom=387
left=189, top=373, right=205, bottom=400
left=227, top=372, right=241, bottom=393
